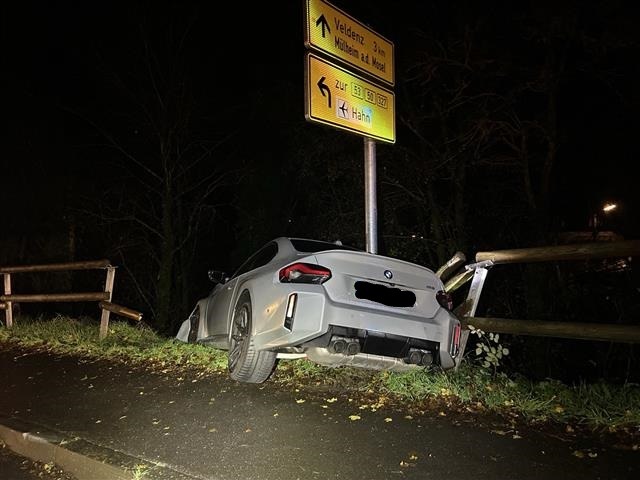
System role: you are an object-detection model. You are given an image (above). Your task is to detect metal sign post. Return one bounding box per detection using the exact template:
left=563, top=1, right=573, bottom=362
left=364, top=137, right=378, bottom=253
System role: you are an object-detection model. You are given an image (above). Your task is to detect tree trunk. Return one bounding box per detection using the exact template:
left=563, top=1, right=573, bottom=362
left=156, top=184, right=175, bottom=334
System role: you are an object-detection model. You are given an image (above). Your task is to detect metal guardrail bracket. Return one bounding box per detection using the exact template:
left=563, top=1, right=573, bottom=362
left=464, top=259, right=494, bottom=271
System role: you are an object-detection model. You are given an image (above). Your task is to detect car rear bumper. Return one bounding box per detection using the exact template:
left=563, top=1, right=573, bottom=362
left=253, top=289, right=459, bottom=369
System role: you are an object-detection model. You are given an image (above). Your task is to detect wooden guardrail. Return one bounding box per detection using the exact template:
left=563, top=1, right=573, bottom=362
left=0, top=259, right=143, bottom=339
left=436, top=240, right=640, bottom=366
left=475, top=239, right=640, bottom=265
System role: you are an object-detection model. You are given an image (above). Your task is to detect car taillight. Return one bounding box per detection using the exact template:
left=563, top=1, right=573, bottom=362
left=450, top=322, right=461, bottom=357
left=279, top=263, right=332, bottom=284
left=436, top=290, right=453, bottom=310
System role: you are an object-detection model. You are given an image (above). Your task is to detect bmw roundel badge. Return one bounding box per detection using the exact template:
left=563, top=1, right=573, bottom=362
left=384, top=270, right=393, bottom=279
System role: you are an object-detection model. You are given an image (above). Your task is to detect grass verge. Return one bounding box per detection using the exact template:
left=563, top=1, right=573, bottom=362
left=1, top=315, right=639, bottom=436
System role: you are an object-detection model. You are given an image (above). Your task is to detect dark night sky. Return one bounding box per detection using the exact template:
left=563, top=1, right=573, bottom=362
left=3, top=0, right=640, bottom=248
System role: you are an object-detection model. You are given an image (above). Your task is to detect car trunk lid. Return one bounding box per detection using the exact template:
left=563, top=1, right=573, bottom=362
left=307, top=250, right=443, bottom=318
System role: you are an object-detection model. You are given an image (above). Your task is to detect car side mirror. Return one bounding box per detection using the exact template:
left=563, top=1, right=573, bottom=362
left=208, top=270, right=227, bottom=284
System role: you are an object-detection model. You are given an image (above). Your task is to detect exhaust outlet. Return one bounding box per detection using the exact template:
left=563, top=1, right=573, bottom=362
left=329, top=338, right=348, bottom=354
left=329, top=336, right=361, bottom=356
left=346, top=340, right=360, bottom=356
left=406, top=350, right=423, bottom=365
left=405, top=349, right=434, bottom=366
left=420, top=351, right=434, bottom=366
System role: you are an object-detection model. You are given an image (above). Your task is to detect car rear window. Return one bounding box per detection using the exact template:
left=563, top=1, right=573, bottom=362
left=290, top=239, right=361, bottom=253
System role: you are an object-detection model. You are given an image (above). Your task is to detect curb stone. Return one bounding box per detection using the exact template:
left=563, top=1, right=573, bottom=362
left=0, top=416, right=199, bottom=480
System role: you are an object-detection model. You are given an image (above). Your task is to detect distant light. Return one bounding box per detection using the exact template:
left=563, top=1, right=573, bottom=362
left=602, top=203, right=617, bottom=213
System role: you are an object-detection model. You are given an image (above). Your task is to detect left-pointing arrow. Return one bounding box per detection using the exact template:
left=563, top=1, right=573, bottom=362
left=317, top=76, right=332, bottom=108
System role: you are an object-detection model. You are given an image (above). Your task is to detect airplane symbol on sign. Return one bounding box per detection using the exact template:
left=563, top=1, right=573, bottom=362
left=337, top=99, right=349, bottom=119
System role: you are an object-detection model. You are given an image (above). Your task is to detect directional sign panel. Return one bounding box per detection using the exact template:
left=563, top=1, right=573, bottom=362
left=305, top=0, right=394, bottom=86
left=305, top=53, right=395, bottom=144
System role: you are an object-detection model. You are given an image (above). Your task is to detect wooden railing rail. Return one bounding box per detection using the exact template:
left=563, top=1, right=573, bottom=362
left=0, top=259, right=111, bottom=274
left=475, top=239, right=640, bottom=265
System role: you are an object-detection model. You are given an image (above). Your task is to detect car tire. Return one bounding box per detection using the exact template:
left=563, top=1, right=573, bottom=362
left=228, top=291, right=276, bottom=383
left=187, top=306, right=201, bottom=343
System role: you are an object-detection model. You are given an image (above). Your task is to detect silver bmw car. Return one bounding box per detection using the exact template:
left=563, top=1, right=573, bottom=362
left=176, top=237, right=462, bottom=383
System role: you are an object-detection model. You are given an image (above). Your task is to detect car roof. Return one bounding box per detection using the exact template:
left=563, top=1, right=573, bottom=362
left=281, top=237, right=362, bottom=252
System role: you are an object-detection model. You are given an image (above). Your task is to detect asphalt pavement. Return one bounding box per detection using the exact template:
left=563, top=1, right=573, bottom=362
left=0, top=342, right=638, bottom=480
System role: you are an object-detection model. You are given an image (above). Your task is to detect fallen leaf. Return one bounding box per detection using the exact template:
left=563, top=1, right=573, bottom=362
left=512, top=434, right=522, bottom=440
left=295, top=399, right=306, bottom=404
left=384, top=418, right=393, bottom=423
left=588, top=452, right=598, bottom=458
left=573, top=450, right=585, bottom=459
left=326, top=397, right=337, bottom=403
left=348, top=415, right=361, bottom=421
left=409, top=454, right=418, bottom=460
left=273, top=413, right=279, bottom=417
left=119, top=415, right=127, bottom=420
left=95, top=420, right=102, bottom=424
left=404, top=415, right=413, bottom=420
left=208, top=428, right=217, bottom=433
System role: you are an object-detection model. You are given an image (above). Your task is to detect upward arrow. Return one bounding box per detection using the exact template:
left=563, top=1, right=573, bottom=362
left=315, top=14, right=330, bottom=38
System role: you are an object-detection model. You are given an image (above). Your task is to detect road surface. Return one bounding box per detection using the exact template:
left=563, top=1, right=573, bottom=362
left=0, top=343, right=638, bottom=479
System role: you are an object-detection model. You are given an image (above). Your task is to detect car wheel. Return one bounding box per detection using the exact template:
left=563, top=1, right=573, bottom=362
left=187, top=306, right=201, bottom=343
left=228, top=291, right=276, bottom=383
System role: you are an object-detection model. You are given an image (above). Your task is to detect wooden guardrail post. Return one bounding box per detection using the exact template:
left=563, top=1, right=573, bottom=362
left=3, top=273, right=12, bottom=328
left=99, top=267, right=116, bottom=340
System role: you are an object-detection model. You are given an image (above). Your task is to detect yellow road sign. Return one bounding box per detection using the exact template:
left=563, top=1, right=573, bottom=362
left=305, top=53, right=395, bottom=144
left=305, top=0, right=394, bottom=86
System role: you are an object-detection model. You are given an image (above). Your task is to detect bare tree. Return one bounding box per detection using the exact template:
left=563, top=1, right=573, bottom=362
left=74, top=9, right=239, bottom=334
